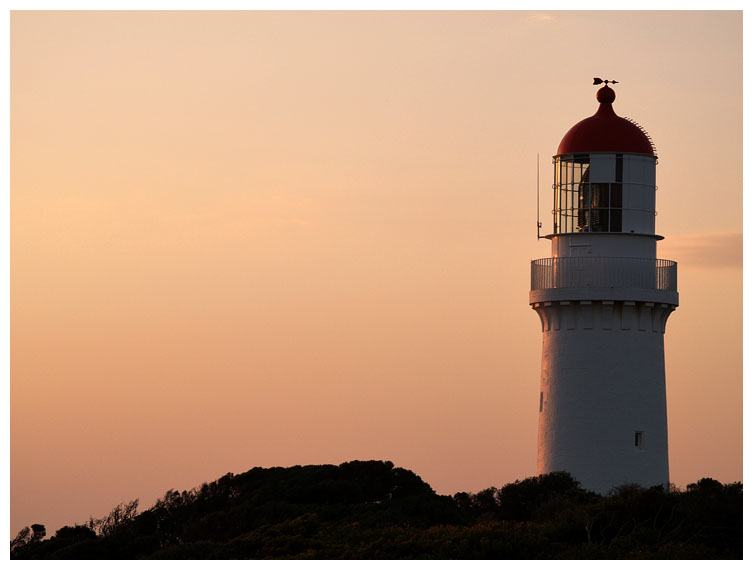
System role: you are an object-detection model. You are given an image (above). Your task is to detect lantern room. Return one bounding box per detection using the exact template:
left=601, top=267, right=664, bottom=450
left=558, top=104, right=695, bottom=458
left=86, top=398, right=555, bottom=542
left=548, top=85, right=659, bottom=239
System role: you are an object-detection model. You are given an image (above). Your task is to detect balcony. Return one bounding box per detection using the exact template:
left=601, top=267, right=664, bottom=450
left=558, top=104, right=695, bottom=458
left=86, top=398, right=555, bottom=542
left=530, top=257, right=678, bottom=304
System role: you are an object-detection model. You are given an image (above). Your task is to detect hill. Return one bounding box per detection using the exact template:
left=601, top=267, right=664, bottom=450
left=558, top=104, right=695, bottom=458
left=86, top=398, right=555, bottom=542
left=10, top=460, right=742, bottom=559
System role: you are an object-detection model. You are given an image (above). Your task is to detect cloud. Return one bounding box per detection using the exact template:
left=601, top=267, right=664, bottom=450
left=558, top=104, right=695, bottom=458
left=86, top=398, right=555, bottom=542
left=659, top=232, right=742, bottom=268
left=527, top=13, right=555, bottom=22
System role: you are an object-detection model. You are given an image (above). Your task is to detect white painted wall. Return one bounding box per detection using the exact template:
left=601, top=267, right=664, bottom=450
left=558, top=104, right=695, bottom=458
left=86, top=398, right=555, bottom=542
left=532, top=300, right=673, bottom=494
left=551, top=234, right=658, bottom=259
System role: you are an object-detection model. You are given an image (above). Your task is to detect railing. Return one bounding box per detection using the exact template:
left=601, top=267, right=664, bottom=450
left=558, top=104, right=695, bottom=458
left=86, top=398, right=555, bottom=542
left=531, top=257, right=677, bottom=292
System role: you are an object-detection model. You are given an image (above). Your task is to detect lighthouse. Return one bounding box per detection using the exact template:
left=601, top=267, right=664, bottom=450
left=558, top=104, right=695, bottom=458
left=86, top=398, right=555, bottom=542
left=530, top=80, right=678, bottom=494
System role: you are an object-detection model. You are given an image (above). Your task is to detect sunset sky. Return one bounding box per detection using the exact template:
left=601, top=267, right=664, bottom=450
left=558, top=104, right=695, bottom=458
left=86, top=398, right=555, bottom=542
left=10, top=10, right=742, bottom=536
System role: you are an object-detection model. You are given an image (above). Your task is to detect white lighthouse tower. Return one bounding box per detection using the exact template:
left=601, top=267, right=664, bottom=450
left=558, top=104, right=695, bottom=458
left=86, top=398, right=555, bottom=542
left=530, top=81, right=678, bottom=494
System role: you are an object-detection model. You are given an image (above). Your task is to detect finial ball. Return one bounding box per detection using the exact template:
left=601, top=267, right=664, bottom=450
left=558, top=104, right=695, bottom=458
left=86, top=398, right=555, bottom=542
left=596, top=85, right=616, bottom=104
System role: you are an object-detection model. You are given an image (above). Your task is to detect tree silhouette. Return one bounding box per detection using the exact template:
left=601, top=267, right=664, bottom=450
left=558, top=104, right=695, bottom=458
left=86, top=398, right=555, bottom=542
left=9, top=466, right=742, bottom=560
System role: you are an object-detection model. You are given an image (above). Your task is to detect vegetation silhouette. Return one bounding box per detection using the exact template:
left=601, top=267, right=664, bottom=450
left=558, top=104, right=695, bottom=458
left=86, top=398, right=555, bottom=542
left=10, top=461, right=742, bottom=559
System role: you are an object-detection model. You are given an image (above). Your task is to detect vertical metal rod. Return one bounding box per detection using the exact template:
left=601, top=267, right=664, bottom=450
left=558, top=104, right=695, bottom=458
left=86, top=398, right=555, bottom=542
left=536, top=153, right=541, bottom=239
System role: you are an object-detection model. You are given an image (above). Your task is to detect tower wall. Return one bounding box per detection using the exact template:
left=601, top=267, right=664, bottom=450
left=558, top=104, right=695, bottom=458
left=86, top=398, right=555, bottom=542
left=551, top=234, right=657, bottom=259
left=532, top=300, right=673, bottom=494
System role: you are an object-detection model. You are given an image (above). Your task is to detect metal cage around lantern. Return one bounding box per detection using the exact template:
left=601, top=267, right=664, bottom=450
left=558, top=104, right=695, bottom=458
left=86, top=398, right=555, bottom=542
left=551, top=153, right=658, bottom=237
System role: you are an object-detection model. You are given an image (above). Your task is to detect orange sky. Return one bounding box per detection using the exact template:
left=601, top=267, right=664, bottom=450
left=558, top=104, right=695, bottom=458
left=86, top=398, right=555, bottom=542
left=10, top=11, right=742, bottom=536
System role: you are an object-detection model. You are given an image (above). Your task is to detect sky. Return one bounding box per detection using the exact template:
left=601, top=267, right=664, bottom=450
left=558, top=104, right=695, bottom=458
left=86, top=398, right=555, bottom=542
left=9, top=10, right=742, bottom=537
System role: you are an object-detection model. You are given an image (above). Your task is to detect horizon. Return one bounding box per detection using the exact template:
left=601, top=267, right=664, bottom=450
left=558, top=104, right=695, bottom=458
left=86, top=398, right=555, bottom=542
left=10, top=10, right=742, bottom=537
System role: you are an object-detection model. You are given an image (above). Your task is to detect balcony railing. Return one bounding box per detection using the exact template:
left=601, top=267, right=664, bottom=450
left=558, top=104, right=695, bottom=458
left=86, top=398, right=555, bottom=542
left=531, top=257, right=677, bottom=292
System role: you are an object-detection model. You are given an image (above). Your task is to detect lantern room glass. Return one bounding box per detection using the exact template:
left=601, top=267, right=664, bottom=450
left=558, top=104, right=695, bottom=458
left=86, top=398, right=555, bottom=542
left=553, top=155, right=623, bottom=234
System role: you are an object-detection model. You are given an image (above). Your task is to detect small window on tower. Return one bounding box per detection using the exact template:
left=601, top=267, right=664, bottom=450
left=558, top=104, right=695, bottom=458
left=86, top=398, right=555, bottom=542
left=539, top=392, right=544, bottom=412
left=634, top=431, right=643, bottom=449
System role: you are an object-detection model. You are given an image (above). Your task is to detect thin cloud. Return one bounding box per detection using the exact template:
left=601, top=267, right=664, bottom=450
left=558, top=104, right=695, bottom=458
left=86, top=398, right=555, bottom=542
left=527, top=13, right=555, bottom=22
left=659, top=232, right=742, bottom=268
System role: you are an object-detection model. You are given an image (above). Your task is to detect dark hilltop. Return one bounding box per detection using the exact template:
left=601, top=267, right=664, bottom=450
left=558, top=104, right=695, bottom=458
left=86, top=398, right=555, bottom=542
left=11, top=460, right=742, bottom=559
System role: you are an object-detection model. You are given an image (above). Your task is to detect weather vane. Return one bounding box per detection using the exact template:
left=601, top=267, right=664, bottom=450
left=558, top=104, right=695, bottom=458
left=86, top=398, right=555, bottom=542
left=593, top=77, right=619, bottom=86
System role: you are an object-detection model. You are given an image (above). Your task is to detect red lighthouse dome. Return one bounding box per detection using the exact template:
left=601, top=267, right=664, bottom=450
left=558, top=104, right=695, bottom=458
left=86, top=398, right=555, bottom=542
left=557, top=86, right=655, bottom=156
